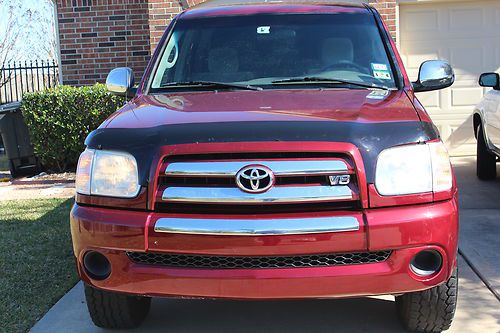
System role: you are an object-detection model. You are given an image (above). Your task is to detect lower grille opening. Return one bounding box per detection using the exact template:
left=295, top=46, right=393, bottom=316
left=127, top=251, right=391, bottom=269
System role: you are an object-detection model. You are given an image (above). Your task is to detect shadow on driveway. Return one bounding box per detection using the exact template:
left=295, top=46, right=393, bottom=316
left=452, top=157, right=500, bottom=297
left=142, top=296, right=403, bottom=333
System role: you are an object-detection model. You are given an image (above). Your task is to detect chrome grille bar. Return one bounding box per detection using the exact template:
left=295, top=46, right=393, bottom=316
left=165, top=160, right=349, bottom=177
left=153, top=216, right=359, bottom=235
left=162, top=185, right=353, bottom=204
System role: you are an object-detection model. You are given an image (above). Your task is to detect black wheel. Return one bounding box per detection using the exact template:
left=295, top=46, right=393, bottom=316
left=84, top=284, right=151, bottom=329
left=476, top=124, right=497, bottom=180
left=8, top=160, right=19, bottom=179
left=396, top=268, right=458, bottom=333
left=34, top=157, right=43, bottom=175
left=8, top=159, right=41, bottom=179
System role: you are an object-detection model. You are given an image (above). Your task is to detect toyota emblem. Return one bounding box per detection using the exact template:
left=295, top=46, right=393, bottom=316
left=236, top=165, right=274, bottom=193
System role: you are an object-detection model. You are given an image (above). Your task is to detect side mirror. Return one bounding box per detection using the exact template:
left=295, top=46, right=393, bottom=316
left=106, top=67, right=135, bottom=97
left=412, top=60, right=454, bottom=93
left=479, top=72, right=500, bottom=90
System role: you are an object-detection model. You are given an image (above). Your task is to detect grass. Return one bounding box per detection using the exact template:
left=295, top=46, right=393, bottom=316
left=0, top=199, right=78, bottom=333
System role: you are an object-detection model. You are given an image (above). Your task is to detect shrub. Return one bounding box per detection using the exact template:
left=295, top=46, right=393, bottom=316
left=21, top=84, right=125, bottom=172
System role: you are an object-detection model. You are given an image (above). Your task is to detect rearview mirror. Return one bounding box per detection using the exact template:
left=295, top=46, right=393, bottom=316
left=479, top=72, right=500, bottom=90
left=412, top=60, right=454, bottom=93
left=106, top=67, right=135, bottom=97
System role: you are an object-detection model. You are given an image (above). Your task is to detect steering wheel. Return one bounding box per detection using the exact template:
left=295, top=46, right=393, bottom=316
left=320, top=61, right=367, bottom=73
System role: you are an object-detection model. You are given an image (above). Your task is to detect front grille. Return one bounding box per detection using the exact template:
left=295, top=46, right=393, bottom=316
left=155, top=154, right=359, bottom=213
left=127, top=251, right=391, bottom=269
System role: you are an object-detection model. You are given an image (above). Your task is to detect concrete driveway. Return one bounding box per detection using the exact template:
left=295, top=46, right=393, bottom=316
left=30, top=157, right=500, bottom=333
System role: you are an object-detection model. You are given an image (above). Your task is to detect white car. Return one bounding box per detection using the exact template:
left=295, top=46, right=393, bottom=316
left=473, top=72, right=500, bottom=180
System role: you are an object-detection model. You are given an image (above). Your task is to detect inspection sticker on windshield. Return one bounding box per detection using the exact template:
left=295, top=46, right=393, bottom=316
left=374, top=70, right=391, bottom=80
left=371, top=63, right=391, bottom=80
left=371, top=63, right=388, bottom=71
left=257, top=26, right=271, bottom=34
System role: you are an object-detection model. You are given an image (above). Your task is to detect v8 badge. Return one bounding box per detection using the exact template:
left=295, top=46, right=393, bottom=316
left=328, top=175, right=351, bottom=186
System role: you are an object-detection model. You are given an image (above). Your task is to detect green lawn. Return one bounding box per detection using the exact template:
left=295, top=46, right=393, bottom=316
left=0, top=199, right=78, bottom=333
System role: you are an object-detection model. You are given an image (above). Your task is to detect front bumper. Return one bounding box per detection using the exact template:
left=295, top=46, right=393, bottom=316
left=70, top=197, right=458, bottom=299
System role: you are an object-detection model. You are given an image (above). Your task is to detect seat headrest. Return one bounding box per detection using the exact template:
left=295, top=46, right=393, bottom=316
left=208, top=47, right=239, bottom=73
left=321, top=38, right=354, bottom=65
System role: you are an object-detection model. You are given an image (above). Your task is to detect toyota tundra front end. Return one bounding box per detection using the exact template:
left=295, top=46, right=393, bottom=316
left=71, top=2, right=459, bottom=332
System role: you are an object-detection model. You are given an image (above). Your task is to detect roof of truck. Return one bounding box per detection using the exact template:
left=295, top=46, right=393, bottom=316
left=182, top=0, right=370, bottom=19
left=196, top=0, right=367, bottom=7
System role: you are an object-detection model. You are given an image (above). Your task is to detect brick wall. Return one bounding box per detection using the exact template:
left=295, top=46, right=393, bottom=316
left=147, top=0, right=183, bottom=53
left=57, top=0, right=151, bottom=85
left=57, top=0, right=396, bottom=85
left=369, top=0, right=397, bottom=38
left=147, top=0, right=206, bottom=53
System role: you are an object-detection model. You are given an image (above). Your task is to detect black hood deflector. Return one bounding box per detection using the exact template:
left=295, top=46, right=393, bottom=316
left=85, top=120, right=439, bottom=185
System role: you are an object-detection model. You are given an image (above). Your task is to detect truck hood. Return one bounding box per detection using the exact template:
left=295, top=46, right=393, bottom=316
left=102, top=89, right=420, bottom=128
left=86, top=89, right=438, bottom=184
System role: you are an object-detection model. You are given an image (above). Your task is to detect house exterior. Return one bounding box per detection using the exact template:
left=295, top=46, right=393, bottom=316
left=55, top=0, right=395, bottom=85
left=55, top=0, right=500, bottom=155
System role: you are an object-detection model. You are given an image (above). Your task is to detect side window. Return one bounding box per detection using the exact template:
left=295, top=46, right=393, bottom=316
left=152, top=32, right=180, bottom=88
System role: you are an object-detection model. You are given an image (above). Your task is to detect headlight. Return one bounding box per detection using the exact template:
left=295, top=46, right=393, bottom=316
left=76, top=149, right=140, bottom=198
left=375, top=141, right=452, bottom=196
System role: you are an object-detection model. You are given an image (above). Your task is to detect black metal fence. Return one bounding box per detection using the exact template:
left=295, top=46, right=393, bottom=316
left=0, top=60, right=59, bottom=104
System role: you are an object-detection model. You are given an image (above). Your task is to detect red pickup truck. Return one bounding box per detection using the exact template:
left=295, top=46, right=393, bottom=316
left=72, top=2, right=459, bottom=332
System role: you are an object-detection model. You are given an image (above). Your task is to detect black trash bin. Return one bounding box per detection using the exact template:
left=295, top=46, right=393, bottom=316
left=0, top=102, right=41, bottom=178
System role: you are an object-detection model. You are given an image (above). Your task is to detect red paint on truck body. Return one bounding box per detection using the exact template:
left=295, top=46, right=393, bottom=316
left=101, top=89, right=420, bottom=129
left=71, top=3, right=459, bottom=301
left=71, top=196, right=458, bottom=298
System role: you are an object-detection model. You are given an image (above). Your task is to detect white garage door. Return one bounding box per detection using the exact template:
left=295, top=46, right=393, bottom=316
left=400, top=0, right=500, bottom=156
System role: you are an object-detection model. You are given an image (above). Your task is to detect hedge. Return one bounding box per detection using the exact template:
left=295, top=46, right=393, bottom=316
left=21, top=84, right=125, bottom=172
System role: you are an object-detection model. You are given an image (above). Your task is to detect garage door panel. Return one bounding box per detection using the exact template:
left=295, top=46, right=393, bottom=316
left=400, top=0, right=500, bottom=156
left=402, top=10, right=439, bottom=32
left=450, top=48, right=483, bottom=74
left=400, top=43, right=447, bottom=79
left=404, top=51, right=439, bottom=70
left=449, top=8, right=483, bottom=29
left=417, top=91, right=440, bottom=109
left=432, top=117, right=476, bottom=154
left=451, top=88, right=483, bottom=108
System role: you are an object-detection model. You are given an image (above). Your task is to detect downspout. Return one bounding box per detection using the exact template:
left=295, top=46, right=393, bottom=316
left=178, top=0, right=189, bottom=10
left=52, top=0, right=63, bottom=84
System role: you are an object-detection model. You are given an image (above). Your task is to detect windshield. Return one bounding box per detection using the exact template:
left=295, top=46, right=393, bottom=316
left=150, top=12, right=398, bottom=91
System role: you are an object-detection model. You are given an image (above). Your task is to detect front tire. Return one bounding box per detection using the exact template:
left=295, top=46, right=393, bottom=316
left=476, top=124, right=497, bottom=180
left=396, top=268, right=458, bottom=333
left=84, top=284, right=151, bottom=329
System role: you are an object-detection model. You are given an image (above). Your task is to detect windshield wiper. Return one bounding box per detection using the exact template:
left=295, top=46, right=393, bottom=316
left=272, top=76, right=389, bottom=90
left=160, top=81, right=262, bottom=91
